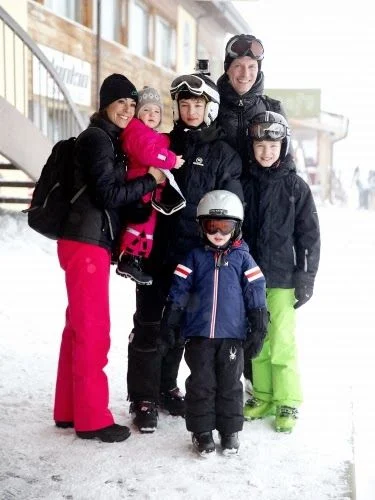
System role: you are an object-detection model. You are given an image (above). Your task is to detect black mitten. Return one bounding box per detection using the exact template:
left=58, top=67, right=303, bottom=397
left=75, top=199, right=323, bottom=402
left=244, top=308, right=269, bottom=359
left=157, top=302, right=184, bottom=356
left=294, top=283, right=314, bottom=309
left=126, top=201, right=152, bottom=224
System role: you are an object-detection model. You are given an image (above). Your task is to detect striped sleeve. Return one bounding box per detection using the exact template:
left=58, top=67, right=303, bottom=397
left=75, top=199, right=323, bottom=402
left=174, top=263, right=193, bottom=279
left=244, top=265, right=263, bottom=282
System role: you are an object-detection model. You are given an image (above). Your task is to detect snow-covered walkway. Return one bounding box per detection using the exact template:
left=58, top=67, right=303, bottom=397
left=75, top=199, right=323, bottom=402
left=0, top=205, right=373, bottom=499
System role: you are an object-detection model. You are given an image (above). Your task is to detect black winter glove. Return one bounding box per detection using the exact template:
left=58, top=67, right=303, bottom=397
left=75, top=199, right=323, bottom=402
left=294, top=283, right=314, bottom=309
left=243, top=308, right=269, bottom=359
left=126, top=201, right=152, bottom=224
left=157, top=302, right=185, bottom=356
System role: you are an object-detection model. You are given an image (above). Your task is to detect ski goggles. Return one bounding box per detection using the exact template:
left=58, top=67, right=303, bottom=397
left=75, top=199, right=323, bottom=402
left=151, top=193, right=186, bottom=216
left=151, top=169, right=186, bottom=216
left=225, top=35, right=264, bottom=61
left=249, top=122, right=288, bottom=141
left=170, top=74, right=219, bottom=103
left=201, top=218, right=237, bottom=236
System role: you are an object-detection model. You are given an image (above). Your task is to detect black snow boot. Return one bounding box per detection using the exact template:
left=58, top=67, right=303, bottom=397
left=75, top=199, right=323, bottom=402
left=219, top=432, right=240, bottom=455
left=160, top=387, right=185, bottom=417
left=55, top=420, right=74, bottom=429
left=192, top=431, right=216, bottom=457
left=116, top=254, right=153, bottom=285
left=130, top=401, right=158, bottom=433
left=76, top=423, right=131, bottom=442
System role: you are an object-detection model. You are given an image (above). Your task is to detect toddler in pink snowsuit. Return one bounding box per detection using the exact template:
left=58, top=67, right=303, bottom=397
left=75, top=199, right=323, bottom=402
left=117, top=86, right=184, bottom=284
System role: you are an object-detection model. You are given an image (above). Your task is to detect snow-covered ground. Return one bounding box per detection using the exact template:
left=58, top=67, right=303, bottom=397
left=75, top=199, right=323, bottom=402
left=0, top=204, right=374, bottom=500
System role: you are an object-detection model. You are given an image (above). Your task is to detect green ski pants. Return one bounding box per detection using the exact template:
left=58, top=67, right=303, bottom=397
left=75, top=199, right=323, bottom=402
left=252, top=288, right=303, bottom=408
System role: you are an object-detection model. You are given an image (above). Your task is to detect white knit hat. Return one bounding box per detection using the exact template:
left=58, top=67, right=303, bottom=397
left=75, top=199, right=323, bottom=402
left=136, top=86, right=163, bottom=123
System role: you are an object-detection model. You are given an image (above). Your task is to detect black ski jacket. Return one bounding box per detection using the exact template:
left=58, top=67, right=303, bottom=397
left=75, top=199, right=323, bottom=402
left=217, top=72, right=286, bottom=165
left=60, top=117, right=156, bottom=250
left=241, top=155, right=320, bottom=289
left=149, top=121, right=243, bottom=282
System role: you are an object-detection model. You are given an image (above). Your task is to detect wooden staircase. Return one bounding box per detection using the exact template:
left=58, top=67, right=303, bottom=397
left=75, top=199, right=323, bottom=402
left=0, top=159, right=34, bottom=208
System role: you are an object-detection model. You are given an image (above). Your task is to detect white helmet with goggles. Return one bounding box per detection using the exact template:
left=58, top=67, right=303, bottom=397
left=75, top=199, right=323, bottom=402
left=170, top=73, right=220, bottom=127
left=197, top=190, right=243, bottom=241
left=248, top=111, right=291, bottom=161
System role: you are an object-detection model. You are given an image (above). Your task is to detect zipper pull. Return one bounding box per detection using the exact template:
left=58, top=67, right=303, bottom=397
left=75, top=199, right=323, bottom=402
left=215, top=252, right=221, bottom=268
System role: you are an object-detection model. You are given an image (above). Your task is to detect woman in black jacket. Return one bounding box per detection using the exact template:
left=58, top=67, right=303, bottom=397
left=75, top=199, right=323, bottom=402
left=54, top=74, right=165, bottom=442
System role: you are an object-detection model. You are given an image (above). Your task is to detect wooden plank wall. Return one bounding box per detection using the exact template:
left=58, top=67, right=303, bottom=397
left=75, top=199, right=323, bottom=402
left=27, top=1, right=179, bottom=130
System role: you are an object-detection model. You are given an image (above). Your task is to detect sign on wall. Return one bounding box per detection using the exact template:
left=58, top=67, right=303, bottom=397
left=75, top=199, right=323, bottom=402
left=33, top=44, right=91, bottom=107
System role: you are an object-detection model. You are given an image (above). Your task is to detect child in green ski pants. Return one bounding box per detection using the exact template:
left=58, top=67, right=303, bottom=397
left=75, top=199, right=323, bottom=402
left=240, top=111, right=320, bottom=432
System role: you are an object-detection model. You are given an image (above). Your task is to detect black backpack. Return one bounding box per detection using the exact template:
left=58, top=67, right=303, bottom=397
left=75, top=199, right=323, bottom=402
left=22, top=136, right=86, bottom=240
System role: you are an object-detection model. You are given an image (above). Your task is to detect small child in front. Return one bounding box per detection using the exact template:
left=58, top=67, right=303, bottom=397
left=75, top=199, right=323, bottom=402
left=158, top=190, right=268, bottom=457
left=117, top=86, right=184, bottom=285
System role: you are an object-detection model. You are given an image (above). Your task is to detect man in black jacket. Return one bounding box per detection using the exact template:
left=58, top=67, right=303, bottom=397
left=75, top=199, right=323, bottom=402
left=217, top=34, right=290, bottom=390
left=217, top=34, right=287, bottom=166
left=126, top=73, right=244, bottom=433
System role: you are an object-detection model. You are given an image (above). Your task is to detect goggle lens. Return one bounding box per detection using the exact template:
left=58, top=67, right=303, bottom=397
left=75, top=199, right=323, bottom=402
left=170, top=75, right=220, bottom=104
left=227, top=37, right=264, bottom=61
left=170, top=75, right=204, bottom=95
left=249, top=122, right=286, bottom=141
left=201, top=219, right=237, bottom=236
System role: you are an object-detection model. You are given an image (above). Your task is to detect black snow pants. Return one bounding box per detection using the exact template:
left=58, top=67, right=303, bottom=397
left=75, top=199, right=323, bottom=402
left=127, top=281, right=184, bottom=403
left=184, top=337, right=244, bottom=434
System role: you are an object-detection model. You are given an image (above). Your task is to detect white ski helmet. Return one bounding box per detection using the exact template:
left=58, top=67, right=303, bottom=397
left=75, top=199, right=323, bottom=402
left=197, top=190, right=243, bottom=241
left=197, top=190, right=243, bottom=221
left=170, top=73, right=220, bottom=126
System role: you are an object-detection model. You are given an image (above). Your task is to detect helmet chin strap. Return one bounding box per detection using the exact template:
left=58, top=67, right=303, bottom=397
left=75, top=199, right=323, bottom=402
left=179, top=121, right=204, bottom=131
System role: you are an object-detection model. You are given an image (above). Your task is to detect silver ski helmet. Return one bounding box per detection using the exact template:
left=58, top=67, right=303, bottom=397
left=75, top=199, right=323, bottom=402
left=248, top=111, right=291, bottom=162
left=170, top=73, right=220, bottom=126
left=197, top=190, right=243, bottom=241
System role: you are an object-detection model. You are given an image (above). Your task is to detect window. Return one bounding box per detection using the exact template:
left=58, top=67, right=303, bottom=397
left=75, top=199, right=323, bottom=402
left=100, top=0, right=125, bottom=43
left=155, top=17, right=176, bottom=70
left=129, top=0, right=149, bottom=58
left=44, top=0, right=83, bottom=24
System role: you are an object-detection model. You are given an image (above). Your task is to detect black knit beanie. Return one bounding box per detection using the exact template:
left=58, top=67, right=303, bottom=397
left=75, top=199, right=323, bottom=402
left=99, top=73, right=138, bottom=110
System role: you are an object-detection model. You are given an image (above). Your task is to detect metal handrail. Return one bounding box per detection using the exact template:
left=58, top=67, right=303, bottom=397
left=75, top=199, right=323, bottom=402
left=0, top=5, right=86, bottom=141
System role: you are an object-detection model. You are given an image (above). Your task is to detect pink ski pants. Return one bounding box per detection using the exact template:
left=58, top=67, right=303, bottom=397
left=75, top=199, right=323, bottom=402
left=54, top=239, right=115, bottom=431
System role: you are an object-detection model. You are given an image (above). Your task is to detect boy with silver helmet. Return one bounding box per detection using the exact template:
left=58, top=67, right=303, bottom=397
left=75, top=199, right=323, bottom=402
left=169, top=73, right=220, bottom=127
left=126, top=73, right=244, bottom=434
left=241, top=112, right=320, bottom=433
left=158, top=190, right=268, bottom=457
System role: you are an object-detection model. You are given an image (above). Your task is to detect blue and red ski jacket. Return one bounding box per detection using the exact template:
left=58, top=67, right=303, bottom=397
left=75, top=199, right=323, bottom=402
left=167, top=240, right=266, bottom=340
